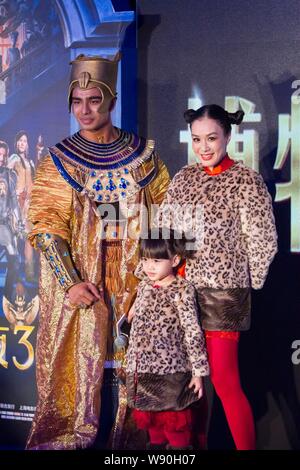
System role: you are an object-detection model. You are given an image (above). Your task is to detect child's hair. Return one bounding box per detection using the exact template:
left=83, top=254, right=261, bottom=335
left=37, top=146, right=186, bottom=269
left=139, top=227, right=195, bottom=260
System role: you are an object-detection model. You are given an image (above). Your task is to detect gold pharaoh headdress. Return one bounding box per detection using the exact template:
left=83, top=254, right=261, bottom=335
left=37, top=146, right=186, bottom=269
left=68, top=52, right=121, bottom=113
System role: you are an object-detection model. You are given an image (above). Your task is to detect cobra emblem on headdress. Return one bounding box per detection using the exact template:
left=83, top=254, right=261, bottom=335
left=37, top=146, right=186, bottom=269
left=78, top=71, right=91, bottom=89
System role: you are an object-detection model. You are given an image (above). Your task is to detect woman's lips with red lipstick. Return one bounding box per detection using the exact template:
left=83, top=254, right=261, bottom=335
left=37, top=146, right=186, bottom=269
left=201, top=153, right=214, bottom=161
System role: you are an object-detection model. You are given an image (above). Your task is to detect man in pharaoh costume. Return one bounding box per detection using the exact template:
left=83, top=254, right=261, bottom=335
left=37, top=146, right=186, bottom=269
left=26, top=53, right=170, bottom=450
left=0, top=140, right=22, bottom=301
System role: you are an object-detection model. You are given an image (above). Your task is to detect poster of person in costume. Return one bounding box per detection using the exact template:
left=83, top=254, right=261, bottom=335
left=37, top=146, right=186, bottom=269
left=0, top=0, right=65, bottom=450
left=0, top=0, right=137, bottom=451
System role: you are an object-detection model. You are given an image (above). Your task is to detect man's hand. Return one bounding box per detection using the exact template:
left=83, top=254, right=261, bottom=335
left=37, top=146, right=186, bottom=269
left=188, top=376, right=203, bottom=399
left=67, top=282, right=102, bottom=308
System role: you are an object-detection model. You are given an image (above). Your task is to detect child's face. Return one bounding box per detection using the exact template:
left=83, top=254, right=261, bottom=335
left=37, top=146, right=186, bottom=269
left=141, top=256, right=179, bottom=282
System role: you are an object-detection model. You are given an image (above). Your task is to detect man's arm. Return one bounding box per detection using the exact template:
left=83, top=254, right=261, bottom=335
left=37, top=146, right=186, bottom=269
left=28, top=155, right=101, bottom=305
left=28, top=155, right=73, bottom=244
left=35, top=232, right=81, bottom=291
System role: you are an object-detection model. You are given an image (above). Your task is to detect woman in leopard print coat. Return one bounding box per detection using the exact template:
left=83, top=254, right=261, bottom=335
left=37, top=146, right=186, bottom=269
left=157, top=104, right=278, bottom=450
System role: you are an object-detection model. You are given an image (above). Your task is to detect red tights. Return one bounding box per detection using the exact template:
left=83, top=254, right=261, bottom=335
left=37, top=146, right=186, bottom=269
left=133, top=409, right=192, bottom=447
left=204, top=333, right=256, bottom=450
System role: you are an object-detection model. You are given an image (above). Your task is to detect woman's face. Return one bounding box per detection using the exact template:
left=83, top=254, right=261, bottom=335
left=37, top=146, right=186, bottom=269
left=191, top=117, right=230, bottom=169
left=17, top=135, right=28, bottom=154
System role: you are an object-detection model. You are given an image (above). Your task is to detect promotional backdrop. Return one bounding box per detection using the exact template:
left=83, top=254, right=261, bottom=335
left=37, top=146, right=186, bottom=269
left=0, top=0, right=136, bottom=449
left=0, top=0, right=299, bottom=451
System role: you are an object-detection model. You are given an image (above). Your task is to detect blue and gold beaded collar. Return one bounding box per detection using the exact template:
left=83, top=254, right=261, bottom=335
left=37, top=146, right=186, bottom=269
left=49, top=129, right=157, bottom=203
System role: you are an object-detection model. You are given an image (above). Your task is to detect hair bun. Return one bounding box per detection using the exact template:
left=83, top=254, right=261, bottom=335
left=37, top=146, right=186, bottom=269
left=227, top=110, right=244, bottom=125
left=183, top=109, right=198, bottom=124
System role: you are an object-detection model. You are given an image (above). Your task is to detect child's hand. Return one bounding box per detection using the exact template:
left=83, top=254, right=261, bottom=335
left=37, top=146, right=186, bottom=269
left=127, top=304, right=136, bottom=323
left=188, top=376, right=203, bottom=399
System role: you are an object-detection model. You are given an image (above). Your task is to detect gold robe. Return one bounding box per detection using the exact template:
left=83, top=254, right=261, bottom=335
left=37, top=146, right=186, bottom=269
left=26, top=142, right=170, bottom=449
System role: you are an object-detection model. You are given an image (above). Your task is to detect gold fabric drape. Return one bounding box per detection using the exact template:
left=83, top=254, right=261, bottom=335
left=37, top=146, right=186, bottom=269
left=26, top=154, right=170, bottom=449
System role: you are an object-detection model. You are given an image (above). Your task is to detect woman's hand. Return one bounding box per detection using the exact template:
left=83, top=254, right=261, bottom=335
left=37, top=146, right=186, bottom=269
left=188, top=376, right=203, bottom=399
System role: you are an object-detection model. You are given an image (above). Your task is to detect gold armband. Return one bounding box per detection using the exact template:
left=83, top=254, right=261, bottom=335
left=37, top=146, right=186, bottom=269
left=36, top=233, right=81, bottom=291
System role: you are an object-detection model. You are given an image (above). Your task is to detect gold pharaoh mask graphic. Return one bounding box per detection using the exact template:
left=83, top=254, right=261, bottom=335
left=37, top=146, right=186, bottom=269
left=3, top=283, right=39, bottom=327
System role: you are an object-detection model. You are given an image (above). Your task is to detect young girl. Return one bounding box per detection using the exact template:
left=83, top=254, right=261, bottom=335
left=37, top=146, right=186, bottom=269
left=126, top=228, right=209, bottom=450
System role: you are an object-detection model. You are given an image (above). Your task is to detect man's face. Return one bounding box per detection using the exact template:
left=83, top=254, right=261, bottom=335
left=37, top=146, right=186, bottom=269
left=0, top=146, right=7, bottom=166
left=71, top=87, right=114, bottom=132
